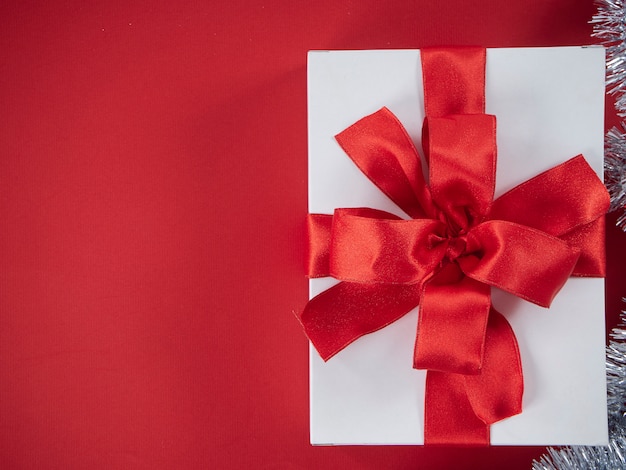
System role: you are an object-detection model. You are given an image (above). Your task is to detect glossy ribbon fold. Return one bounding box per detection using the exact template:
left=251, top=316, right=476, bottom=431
left=300, top=47, right=609, bottom=445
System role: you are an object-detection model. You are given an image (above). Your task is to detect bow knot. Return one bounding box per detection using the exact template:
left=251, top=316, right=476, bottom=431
left=443, top=233, right=468, bottom=262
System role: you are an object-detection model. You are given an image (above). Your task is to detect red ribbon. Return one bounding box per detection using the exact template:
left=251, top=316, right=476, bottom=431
left=300, top=47, right=609, bottom=445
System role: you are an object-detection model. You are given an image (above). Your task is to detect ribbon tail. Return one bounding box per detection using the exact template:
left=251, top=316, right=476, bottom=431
left=424, top=307, right=523, bottom=446
left=464, top=307, right=523, bottom=425
left=300, top=281, right=421, bottom=361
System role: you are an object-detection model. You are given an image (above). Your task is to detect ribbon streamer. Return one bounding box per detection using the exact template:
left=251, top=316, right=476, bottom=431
left=300, top=47, right=609, bottom=445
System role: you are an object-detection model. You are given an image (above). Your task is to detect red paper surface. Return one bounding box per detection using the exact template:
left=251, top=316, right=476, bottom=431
left=1, top=1, right=624, bottom=468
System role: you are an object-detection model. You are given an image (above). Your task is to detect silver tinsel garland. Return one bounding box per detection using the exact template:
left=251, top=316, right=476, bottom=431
left=592, top=0, right=626, bottom=231
left=605, top=126, right=626, bottom=229
left=532, top=308, right=626, bottom=469
left=591, top=0, right=626, bottom=114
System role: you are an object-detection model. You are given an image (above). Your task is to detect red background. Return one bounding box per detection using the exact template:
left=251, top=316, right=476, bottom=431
left=1, top=1, right=625, bottom=468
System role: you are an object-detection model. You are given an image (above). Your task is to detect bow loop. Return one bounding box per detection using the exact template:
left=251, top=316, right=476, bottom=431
left=459, top=220, right=580, bottom=307
left=422, top=114, right=497, bottom=230
left=490, top=155, right=610, bottom=237
left=415, top=263, right=491, bottom=375
left=329, top=208, right=446, bottom=284
left=335, top=107, right=434, bottom=219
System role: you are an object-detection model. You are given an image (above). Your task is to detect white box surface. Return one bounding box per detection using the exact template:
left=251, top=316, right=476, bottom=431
left=308, top=47, right=608, bottom=446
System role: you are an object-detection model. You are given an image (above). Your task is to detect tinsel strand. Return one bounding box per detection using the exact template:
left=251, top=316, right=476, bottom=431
left=532, top=304, right=626, bottom=470
left=605, top=125, right=626, bottom=229
left=592, top=0, right=626, bottom=231
left=591, top=0, right=626, bottom=113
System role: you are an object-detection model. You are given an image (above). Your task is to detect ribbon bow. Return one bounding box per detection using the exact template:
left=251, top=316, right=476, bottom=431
left=300, top=47, right=609, bottom=445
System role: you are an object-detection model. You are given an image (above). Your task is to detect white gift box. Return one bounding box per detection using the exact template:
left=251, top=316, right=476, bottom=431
left=307, top=47, right=608, bottom=446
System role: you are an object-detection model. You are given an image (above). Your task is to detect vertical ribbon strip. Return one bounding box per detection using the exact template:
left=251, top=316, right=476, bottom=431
left=300, top=47, right=609, bottom=445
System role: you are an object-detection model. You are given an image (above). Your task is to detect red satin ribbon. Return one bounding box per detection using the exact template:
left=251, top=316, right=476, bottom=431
left=300, top=47, right=609, bottom=445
